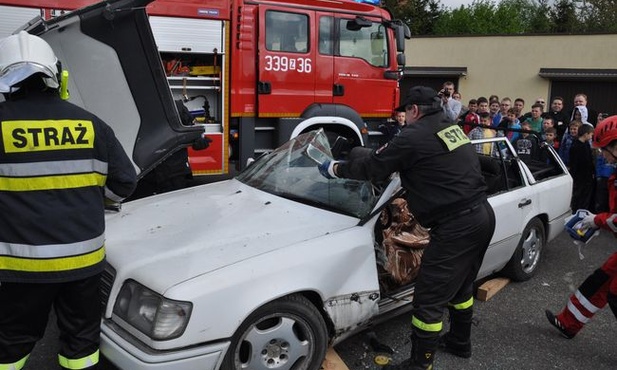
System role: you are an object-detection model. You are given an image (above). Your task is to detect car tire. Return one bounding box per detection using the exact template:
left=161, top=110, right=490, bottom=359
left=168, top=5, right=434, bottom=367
left=501, top=218, right=545, bottom=282
left=221, top=294, right=328, bottom=370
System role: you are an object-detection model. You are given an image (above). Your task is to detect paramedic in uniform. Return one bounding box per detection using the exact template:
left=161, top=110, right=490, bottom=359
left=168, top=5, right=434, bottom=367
left=545, top=115, right=617, bottom=339
left=318, top=86, right=496, bottom=370
left=0, top=32, right=136, bottom=370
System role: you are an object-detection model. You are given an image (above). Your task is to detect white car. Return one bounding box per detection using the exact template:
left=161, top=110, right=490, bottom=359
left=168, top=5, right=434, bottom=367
left=19, top=2, right=572, bottom=369
left=99, top=129, right=571, bottom=370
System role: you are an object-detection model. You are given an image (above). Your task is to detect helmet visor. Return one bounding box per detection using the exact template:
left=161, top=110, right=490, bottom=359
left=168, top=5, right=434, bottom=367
left=0, top=62, right=59, bottom=93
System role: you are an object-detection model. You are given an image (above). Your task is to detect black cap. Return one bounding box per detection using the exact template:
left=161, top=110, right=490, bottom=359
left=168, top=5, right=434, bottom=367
left=395, top=86, right=440, bottom=112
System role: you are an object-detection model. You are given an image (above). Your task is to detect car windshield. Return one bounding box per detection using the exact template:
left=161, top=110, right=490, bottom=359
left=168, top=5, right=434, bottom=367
left=236, top=130, right=378, bottom=218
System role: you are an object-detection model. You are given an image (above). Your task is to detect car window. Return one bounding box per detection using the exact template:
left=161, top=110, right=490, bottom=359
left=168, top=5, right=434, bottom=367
left=476, top=147, right=524, bottom=196
left=265, top=11, right=308, bottom=53
left=522, top=144, right=566, bottom=182
left=236, top=130, right=378, bottom=218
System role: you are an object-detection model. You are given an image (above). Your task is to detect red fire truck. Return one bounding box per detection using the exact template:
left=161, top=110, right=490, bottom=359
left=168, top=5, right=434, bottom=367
left=0, top=0, right=408, bottom=175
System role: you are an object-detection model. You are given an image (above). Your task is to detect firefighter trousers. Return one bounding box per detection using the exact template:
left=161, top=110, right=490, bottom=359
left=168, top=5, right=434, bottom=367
left=411, top=199, right=496, bottom=348
left=0, top=275, right=101, bottom=370
left=557, top=252, right=617, bottom=335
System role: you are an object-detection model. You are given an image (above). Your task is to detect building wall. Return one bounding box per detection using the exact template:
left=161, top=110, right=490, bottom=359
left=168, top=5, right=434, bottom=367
left=405, top=33, right=617, bottom=111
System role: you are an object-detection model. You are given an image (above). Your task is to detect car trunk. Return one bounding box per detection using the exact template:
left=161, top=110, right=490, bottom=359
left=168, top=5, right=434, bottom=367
left=20, top=0, right=203, bottom=176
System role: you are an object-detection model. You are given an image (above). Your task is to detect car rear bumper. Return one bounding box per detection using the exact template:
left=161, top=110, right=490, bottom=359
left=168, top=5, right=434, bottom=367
left=100, top=321, right=230, bottom=370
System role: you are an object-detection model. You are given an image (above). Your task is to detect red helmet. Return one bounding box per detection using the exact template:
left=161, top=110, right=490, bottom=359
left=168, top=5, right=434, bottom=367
left=593, top=115, right=617, bottom=148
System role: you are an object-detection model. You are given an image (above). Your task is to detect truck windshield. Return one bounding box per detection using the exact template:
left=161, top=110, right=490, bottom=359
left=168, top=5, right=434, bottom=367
left=236, top=130, right=378, bottom=218
left=339, top=20, right=388, bottom=67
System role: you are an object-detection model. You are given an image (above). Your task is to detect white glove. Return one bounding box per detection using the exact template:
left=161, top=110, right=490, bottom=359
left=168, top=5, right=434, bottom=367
left=580, top=213, right=598, bottom=229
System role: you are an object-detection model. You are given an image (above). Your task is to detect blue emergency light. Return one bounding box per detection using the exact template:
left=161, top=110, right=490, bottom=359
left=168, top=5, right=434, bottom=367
left=353, top=0, right=381, bottom=5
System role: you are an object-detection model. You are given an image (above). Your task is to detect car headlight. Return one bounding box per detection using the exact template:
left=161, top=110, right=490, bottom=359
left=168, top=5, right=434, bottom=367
left=113, top=279, right=192, bottom=340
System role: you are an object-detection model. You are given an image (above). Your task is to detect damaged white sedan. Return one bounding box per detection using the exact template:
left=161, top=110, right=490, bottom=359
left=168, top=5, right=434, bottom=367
left=100, top=129, right=571, bottom=370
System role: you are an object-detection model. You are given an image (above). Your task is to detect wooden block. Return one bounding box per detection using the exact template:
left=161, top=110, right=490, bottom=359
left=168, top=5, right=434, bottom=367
left=476, top=277, right=510, bottom=301
left=321, top=347, right=350, bottom=370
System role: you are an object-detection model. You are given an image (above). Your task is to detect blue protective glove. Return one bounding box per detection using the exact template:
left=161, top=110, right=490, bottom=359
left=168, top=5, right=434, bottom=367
left=318, top=160, right=339, bottom=179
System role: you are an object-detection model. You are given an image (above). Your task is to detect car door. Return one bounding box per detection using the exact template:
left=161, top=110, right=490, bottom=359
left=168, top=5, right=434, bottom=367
left=332, top=16, right=397, bottom=117
left=478, top=141, right=538, bottom=277
left=22, top=0, right=203, bottom=176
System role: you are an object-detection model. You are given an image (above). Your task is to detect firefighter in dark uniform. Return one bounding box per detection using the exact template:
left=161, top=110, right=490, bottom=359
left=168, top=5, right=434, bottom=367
left=318, top=86, right=496, bottom=369
left=0, top=32, right=137, bottom=370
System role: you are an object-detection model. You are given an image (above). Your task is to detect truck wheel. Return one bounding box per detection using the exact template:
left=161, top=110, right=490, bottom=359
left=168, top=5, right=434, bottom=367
left=221, top=295, right=328, bottom=370
left=501, top=218, right=545, bottom=282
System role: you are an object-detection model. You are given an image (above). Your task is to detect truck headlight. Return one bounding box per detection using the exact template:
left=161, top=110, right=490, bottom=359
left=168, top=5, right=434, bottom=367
left=113, top=280, right=192, bottom=340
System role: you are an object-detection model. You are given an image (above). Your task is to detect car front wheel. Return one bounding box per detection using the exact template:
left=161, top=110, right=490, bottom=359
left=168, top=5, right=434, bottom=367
left=221, top=295, right=328, bottom=370
left=502, top=218, right=545, bottom=282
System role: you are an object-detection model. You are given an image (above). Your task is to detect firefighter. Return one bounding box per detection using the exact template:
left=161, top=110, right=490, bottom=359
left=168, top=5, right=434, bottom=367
left=545, top=115, right=617, bottom=338
left=318, top=86, right=496, bottom=369
left=0, top=31, right=137, bottom=370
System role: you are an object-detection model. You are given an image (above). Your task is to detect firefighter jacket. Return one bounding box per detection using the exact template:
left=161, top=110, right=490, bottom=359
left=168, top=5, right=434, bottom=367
left=337, top=110, right=487, bottom=228
left=0, top=91, right=137, bottom=283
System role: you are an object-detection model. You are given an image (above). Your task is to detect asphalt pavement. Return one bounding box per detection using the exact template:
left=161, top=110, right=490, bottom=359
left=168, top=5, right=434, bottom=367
left=334, top=230, right=617, bottom=370
left=25, top=227, right=616, bottom=370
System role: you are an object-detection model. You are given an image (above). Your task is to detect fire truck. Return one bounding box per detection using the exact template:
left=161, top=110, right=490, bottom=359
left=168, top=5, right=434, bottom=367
left=0, top=0, right=409, bottom=175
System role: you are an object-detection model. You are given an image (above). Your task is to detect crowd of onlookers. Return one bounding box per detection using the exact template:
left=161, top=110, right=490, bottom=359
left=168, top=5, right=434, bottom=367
left=382, top=82, right=613, bottom=214
left=448, top=85, right=611, bottom=214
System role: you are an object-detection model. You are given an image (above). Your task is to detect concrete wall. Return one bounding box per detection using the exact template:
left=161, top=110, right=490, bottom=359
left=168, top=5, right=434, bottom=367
left=406, top=33, right=617, bottom=106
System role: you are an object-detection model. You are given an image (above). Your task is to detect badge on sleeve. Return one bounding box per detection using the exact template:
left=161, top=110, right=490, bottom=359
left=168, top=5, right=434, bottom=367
left=435, top=125, right=470, bottom=152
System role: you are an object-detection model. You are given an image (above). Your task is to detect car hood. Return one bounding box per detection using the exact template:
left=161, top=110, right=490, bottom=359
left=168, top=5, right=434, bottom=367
left=105, top=178, right=360, bottom=293
left=21, top=0, right=200, bottom=175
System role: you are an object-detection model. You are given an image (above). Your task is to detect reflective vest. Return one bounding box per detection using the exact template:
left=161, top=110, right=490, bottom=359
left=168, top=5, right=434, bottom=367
left=0, top=91, right=136, bottom=283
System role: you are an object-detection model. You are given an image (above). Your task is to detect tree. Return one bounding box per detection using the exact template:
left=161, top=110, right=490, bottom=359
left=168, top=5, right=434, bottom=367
left=580, top=0, right=617, bottom=33
left=384, top=0, right=443, bottom=35
left=548, top=0, right=580, bottom=33
left=432, top=0, right=529, bottom=35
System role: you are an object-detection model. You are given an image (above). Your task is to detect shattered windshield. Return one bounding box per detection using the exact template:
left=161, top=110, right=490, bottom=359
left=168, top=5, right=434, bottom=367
left=236, top=130, right=378, bottom=218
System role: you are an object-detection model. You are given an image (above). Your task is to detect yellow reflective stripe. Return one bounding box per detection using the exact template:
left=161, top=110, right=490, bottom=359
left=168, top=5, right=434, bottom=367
left=0, top=246, right=105, bottom=272
left=2, top=120, right=95, bottom=153
left=0, top=173, right=106, bottom=191
left=449, top=297, right=474, bottom=310
left=0, top=354, right=29, bottom=370
left=58, top=350, right=99, bottom=369
left=412, top=316, right=443, bottom=332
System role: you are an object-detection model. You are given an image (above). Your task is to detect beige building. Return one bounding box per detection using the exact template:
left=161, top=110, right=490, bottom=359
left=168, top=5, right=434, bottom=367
left=402, top=33, right=617, bottom=119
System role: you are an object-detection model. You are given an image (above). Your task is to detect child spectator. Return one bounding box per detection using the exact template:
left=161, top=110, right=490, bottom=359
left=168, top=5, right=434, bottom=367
left=498, top=108, right=521, bottom=143
left=569, top=124, right=595, bottom=212
left=379, top=110, right=405, bottom=142
left=594, top=148, right=614, bottom=212
left=489, top=100, right=501, bottom=127
left=522, top=103, right=544, bottom=134
left=460, top=99, right=479, bottom=135
left=477, top=96, right=490, bottom=115
left=468, top=112, right=489, bottom=153
left=513, top=121, right=541, bottom=162
left=544, top=127, right=558, bottom=149
left=594, top=113, right=614, bottom=212
left=558, top=120, right=582, bottom=167
left=469, top=112, right=500, bottom=156
left=542, top=117, right=559, bottom=149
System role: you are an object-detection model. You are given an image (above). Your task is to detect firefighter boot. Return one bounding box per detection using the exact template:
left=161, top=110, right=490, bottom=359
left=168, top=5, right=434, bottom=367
left=383, top=334, right=436, bottom=370
left=439, top=305, right=472, bottom=358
